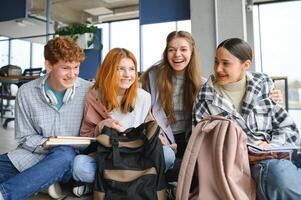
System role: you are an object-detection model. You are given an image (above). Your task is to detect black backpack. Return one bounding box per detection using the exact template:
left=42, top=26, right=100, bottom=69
left=94, top=121, right=166, bottom=200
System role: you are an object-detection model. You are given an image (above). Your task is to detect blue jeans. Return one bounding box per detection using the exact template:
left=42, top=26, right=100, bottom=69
left=251, top=154, right=301, bottom=200
left=73, top=145, right=175, bottom=183
left=0, top=146, right=76, bottom=200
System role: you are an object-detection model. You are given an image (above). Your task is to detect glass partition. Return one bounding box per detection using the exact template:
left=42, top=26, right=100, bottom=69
left=253, top=1, right=301, bottom=129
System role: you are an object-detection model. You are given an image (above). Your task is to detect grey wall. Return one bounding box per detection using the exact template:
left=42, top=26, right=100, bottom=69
left=191, top=0, right=255, bottom=77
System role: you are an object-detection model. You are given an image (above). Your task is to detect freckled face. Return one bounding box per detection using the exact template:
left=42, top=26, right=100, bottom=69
left=117, top=58, right=136, bottom=95
left=46, top=60, right=80, bottom=92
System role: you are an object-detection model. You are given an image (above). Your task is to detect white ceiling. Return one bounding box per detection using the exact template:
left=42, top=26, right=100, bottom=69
left=29, top=0, right=139, bottom=24
left=0, top=0, right=139, bottom=43
left=0, top=0, right=286, bottom=43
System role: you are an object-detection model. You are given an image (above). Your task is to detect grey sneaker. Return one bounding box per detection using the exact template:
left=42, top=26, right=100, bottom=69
left=0, top=191, right=4, bottom=200
left=73, top=183, right=92, bottom=197
left=47, top=182, right=64, bottom=199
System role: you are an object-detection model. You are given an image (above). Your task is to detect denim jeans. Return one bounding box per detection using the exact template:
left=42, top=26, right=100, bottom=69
left=251, top=154, right=301, bottom=200
left=73, top=145, right=175, bottom=183
left=0, top=146, right=76, bottom=200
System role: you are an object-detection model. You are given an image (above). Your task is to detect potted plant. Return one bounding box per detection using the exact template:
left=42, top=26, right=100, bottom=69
left=55, top=23, right=101, bottom=50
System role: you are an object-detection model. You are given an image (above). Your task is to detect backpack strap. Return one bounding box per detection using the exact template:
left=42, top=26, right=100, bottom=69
left=176, top=118, right=208, bottom=199
left=97, top=121, right=160, bottom=166
left=109, top=130, right=121, bottom=166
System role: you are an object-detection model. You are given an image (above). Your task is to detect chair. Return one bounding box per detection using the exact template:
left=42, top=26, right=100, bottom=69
left=0, top=79, right=17, bottom=128
left=22, top=67, right=43, bottom=76
left=0, top=67, right=43, bottom=128
left=0, top=65, right=22, bottom=128
left=16, top=68, right=43, bottom=88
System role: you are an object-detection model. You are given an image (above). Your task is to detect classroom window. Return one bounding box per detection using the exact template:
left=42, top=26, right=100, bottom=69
left=10, top=39, right=30, bottom=71
left=253, top=1, right=301, bottom=128
left=0, top=36, right=9, bottom=67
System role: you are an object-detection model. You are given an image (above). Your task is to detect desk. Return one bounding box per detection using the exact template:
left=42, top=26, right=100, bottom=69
left=0, top=75, right=39, bottom=83
left=0, top=76, right=40, bottom=128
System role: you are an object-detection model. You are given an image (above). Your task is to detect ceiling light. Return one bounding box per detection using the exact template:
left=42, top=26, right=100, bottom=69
left=102, top=0, right=127, bottom=3
left=84, top=7, right=113, bottom=16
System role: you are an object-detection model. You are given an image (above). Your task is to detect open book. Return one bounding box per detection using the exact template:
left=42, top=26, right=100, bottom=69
left=247, top=143, right=300, bottom=162
left=44, top=136, right=96, bottom=146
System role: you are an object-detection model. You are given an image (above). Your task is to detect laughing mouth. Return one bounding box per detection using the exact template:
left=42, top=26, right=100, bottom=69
left=173, top=60, right=184, bottom=64
left=120, top=80, right=132, bottom=84
left=216, top=74, right=227, bottom=78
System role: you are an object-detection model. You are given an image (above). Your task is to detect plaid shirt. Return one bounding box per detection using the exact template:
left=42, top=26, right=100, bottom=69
left=7, top=75, right=91, bottom=172
left=193, top=72, right=300, bottom=147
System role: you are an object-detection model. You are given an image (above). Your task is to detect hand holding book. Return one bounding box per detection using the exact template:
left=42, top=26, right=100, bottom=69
left=44, top=136, right=96, bottom=146
left=247, top=142, right=300, bottom=165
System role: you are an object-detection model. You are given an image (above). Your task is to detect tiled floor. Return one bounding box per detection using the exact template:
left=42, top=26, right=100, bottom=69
left=0, top=119, right=16, bottom=155
left=0, top=119, right=91, bottom=200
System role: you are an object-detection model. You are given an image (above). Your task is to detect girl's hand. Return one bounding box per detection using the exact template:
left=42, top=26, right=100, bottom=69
left=159, top=133, right=168, bottom=145
left=270, top=89, right=283, bottom=104
left=254, top=140, right=270, bottom=149
left=158, top=132, right=177, bottom=150
left=103, top=118, right=123, bottom=132
left=144, top=111, right=154, bottom=122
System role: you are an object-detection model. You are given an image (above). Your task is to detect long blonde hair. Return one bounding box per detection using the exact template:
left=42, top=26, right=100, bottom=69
left=142, top=31, right=201, bottom=125
left=93, top=48, right=138, bottom=113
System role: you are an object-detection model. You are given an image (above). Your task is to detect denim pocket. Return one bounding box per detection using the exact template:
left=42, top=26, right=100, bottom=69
left=251, top=163, right=267, bottom=200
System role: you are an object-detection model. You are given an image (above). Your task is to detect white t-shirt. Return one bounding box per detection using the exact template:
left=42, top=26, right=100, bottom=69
left=110, top=88, right=151, bottom=131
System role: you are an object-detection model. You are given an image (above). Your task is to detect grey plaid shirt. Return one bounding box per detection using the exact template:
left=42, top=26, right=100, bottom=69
left=193, top=72, right=300, bottom=147
left=7, top=75, right=91, bottom=172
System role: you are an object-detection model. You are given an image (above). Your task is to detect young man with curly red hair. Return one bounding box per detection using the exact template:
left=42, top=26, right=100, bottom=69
left=0, top=37, right=91, bottom=200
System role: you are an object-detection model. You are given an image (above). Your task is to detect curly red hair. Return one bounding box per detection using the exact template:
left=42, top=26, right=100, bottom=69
left=44, top=37, right=85, bottom=64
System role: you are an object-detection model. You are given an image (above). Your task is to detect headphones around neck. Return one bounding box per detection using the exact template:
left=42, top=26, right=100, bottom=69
left=41, top=75, right=76, bottom=106
left=45, top=86, right=75, bottom=106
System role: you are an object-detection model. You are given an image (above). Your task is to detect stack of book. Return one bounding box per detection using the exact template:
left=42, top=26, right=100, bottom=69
left=44, top=136, right=96, bottom=146
left=247, top=143, right=300, bottom=164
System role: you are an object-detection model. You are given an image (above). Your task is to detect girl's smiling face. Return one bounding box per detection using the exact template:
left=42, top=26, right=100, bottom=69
left=167, top=37, right=192, bottom=74
left=214, top=47, right=250, bottom=85
left=117, top=57, right=136, bottom=95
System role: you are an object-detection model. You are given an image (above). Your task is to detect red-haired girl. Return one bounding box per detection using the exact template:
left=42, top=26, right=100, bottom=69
left=72, top=48, right=174, bottom=197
